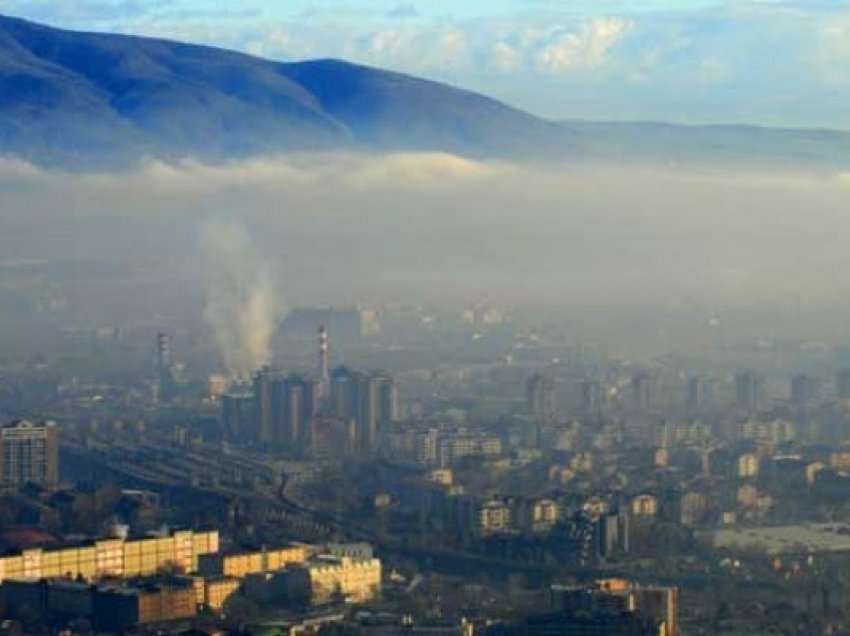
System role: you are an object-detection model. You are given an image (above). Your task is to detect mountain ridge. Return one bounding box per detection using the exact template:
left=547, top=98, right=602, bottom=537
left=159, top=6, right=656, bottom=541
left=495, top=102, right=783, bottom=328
left=2, top=14, right=850, bottom=168
left=0, top=13, right=570, bottom=166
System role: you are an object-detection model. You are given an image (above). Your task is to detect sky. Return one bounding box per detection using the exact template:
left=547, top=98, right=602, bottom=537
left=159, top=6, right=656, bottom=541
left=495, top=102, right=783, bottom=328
left=2, top=0, right=850, bottom=128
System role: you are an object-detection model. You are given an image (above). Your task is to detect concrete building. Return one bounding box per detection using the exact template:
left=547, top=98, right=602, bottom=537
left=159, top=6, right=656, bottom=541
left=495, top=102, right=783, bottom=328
left=2, top=577, right=198, bottom=632
left=198, top=545, right=307, bottom=579
left=221, top=393, right=253, bottom=440
left=203, top=577, right=241, bottom=611
left=0, top=528, right=219, bottom=583
left=631, top=373, right=655, bottom=410
left=581, top=380, right=604, bottom=412
left=686, top=376, right=711, bottom=410
left=527, top=373, right=557, bottom=425
left=479, top=499, right=512, bottom=536
left=0, top=420, right=58, bottom=489
left=266, top=555, right=382, bottom=606
left=735, top=372, right=764, bottom=412
left=551, top=579, right=678, bottom=636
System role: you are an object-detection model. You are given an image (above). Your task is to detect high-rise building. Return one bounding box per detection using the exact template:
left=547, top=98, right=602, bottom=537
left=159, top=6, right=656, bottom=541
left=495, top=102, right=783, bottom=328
left=329, top=367, right=398, bottom=454
left=251, top=369, right=315, bottom=451
left=527, top=373, right=557, bottom=425
left=686, top=376, right=710, bottom=409
left=582, top=380, right=604, bottom=412
left=790, top=373, right=817, bottom=405
left=359, top=372, right=398, bottom=453
left=253, top=367, right=285, bottom=446
left=0, top=419, right=59, bottom=488
left=221, top=393, right=253, bottom=440
left=330, top=366, right=361, bottom=423
left=735, top=371, right=764, bottom=412
left=281, top=375, right=316, bottom=450
left=631, top=372, right=655, bottom=410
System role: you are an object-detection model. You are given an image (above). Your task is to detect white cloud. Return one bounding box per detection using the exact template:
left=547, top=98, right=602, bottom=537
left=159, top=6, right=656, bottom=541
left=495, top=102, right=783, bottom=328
left=535, top=18, right=633, bottom=72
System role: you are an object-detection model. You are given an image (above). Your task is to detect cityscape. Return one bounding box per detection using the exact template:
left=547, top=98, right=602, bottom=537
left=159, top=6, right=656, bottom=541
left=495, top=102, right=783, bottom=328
left=2, top=1, right=850, bottom=635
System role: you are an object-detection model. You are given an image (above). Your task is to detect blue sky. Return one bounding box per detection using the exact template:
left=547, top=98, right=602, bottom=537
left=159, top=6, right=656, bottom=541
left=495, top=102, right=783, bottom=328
left=3, top=0, right=850, bottom=128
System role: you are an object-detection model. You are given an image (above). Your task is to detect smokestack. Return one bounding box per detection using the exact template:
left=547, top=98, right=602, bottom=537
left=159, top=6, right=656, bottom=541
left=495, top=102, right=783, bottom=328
left=157, top=332, right=171, bottom=372
left=157, top=332, right=174, bottom=401
left=318, top=325, right=330, bottom=398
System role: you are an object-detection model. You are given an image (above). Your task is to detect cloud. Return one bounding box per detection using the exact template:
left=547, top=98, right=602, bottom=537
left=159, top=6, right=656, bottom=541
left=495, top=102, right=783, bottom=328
left=534, top=18, right=633, bottom=72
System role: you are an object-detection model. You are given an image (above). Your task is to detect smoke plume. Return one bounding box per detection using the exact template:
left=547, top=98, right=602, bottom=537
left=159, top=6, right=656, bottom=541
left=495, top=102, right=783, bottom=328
left=199, top=220, right=284, bottom=379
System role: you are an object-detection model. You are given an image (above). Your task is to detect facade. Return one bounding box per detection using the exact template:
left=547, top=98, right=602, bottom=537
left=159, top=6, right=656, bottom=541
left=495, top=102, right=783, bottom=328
left=551, top=579, right=678, bottom=636
left=203, top=576, right=241, bottom=610
left=686, top=376, right=710, bottom=409
left=0, top=528, right=219, bottom=583
left=582, top=380, right=604, bottom=412
left=290, top=556, right=382, bottom=605
left=0, top=420, right=59, bottom=488
left=2, top=578, right=198, bottom=632
left=330, top=367, right=398, bottom=455
left=198, top=545, right=307, bottom=579
left=221, top=393, right=253, bottom=440
left=631, top=373, right=655, bottom=410
left=527, top=373, right=557, bottom=425
left=735, top=372, right=764, bottom=412
left=252, top=369, right=316, bottom=451
left=479, top=500, right=512, bottom=536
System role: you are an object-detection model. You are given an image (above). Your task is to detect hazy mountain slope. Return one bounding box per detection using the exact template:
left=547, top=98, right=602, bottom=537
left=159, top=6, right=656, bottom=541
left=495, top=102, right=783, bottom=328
left=279, top=59, right=570, bottom=157
left=0, top=14, right=570, bottom=165
left=564, top=120, right=850, bottom=167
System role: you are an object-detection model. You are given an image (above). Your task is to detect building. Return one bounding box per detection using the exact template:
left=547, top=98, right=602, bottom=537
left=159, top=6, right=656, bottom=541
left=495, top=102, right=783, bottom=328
left=330, top=367, right=398, bottom=455
left=581, top=380, right=604, bottom=412
left=790, top=373, right=817, bottom=405
left=203, top=576, right=241, bottom=611
left=479, top=499, right=512, bottom=536
left=735, top=372, right=764, bottom=412
left=2, top=577, right=198, bottom=632
left=551, top=579, right=678, bottom=636
left=94, top=580, right=197, bottom=631
left=631, top=373, right=655, bottom=410
left=0, top=420, right=58, bottom=489
left=252, top=369, right=316, bottom=451
left=686, top=376, right=710, bottom=410
left=197, top=545, right=307, bottom=579
left=0, top=528, right=219, bottom=583
left=221, top=393, right=253, bottom=440
left=281, top=555, right=382, bottom=605
left=527, top=373, right=557, bottom=425
left=526, top=610, right=663, bottom=636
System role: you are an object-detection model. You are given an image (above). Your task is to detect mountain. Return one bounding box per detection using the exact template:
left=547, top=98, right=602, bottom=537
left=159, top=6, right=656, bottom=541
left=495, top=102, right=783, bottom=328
left=2, top=14, right=850, bottom=169
left=0, top=14, right=570, bottom=166
left=563, top=120, right=850, bottom=168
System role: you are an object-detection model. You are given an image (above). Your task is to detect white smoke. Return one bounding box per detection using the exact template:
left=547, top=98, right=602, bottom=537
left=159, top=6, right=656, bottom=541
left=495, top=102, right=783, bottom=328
left=199, top=220, right=284, bottom=379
